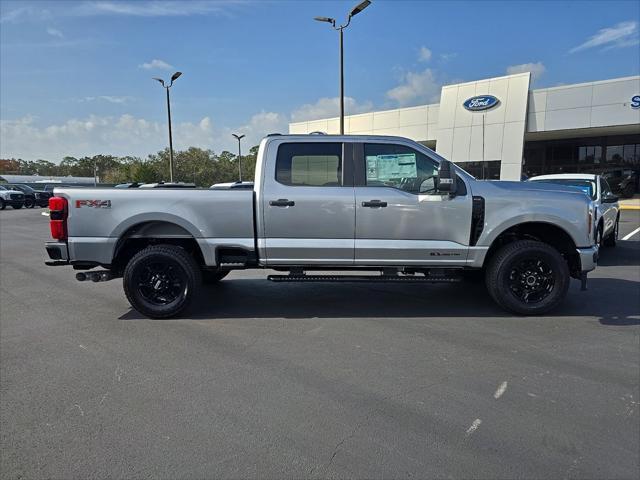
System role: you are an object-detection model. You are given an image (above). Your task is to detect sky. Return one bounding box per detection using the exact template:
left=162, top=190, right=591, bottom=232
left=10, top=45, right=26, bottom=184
left=1, top=0, right=639, bottom=162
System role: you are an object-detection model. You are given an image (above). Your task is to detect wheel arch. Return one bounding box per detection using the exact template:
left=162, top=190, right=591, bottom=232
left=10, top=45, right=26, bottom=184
left=484, top=221, right=581, bottom=278
left=111, top=220, right=208, bottom=272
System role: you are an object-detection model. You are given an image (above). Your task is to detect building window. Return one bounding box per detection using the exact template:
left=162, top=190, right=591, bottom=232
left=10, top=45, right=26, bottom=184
left=457, top=161, right=501, bottom=180
left=275, top=143, right=343, bottom=187
left=579, top=146, right=602, bottom=164
left=606, top=145, right=623, bottom=164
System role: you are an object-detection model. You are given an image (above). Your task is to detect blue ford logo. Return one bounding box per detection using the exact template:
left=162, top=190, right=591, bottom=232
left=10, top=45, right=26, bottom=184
left=463, top=95, right=499, bottom=111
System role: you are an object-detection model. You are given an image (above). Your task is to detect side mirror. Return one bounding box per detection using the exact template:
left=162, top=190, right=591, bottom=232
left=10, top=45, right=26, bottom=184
left=437, top=159, right=457, bottom=196
left=602, top=194, right=618, bottom=204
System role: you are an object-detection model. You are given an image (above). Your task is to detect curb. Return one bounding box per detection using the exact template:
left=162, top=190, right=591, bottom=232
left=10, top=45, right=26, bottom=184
left=620, top=205, right=640, bottom=211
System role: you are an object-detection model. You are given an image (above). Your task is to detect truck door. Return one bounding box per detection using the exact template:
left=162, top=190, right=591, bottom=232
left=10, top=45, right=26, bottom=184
left=261, top=141, right=355, bottom=265
left=353, top=142, right=473, bottom=266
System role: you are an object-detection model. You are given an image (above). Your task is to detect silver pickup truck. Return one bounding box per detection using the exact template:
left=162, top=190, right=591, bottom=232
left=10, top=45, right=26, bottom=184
left=45, top=135, right=598, bottom=318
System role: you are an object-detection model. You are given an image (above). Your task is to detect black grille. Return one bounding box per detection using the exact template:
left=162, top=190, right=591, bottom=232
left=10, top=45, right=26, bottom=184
left=10, top=194, right=24, bottom=201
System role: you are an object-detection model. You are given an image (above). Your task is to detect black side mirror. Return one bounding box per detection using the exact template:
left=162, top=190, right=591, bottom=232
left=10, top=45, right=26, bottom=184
left=437, top=159, right=457, bottom=196
left=602, top=194, right=618, bottom=204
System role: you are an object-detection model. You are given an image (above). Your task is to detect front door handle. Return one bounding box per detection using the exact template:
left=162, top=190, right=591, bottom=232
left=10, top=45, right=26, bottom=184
left=362, top=200, right=387, bottom=208
left=269, top=199, right=295, bottom=207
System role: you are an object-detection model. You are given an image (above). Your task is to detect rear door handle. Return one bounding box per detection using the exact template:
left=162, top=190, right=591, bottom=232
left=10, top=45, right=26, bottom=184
left=269, top=199, right=295, bottom=207
left=362, top=200, right=387, bottom=208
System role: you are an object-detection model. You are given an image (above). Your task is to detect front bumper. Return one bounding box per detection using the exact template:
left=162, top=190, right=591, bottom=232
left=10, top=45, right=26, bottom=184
left=576, top=245, right=598, bottom=273
left=45, top=241, right=69, bottom=265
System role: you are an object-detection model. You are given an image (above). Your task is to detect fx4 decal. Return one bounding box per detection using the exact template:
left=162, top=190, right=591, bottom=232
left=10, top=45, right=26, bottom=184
left=75, top=199, right=112, bottom=208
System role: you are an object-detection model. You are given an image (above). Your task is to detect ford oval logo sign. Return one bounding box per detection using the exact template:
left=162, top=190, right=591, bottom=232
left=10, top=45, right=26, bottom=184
left=463, top=95, right=499, bottom=111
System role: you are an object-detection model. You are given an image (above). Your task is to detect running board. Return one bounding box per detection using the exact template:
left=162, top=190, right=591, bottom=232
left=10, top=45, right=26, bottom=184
left=267, top=274, right=462, bottom=283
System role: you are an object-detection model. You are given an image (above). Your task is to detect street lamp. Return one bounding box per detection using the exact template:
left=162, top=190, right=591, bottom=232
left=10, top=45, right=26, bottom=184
left=232, top=133, right=245, bottom=181
left=314, top=0, right=371, bottom=135
left=153, top=71, right=182, bottom=182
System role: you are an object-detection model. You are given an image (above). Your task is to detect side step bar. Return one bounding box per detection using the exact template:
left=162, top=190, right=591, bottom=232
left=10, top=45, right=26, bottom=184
left=267, top=274, right=462, bottom=283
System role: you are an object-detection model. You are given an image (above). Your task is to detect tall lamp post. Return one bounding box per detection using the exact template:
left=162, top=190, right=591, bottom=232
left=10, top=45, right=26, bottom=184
left=232, top=133, right=245, bottom=182
left=314, top=0, right=371, bottom=135
left=153, top=71, right=182, bottom=182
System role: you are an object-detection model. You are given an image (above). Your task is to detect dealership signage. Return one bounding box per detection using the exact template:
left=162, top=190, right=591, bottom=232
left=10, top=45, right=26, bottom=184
left=631, top=95, right=640, bottom=109
left=463, top=95, right=499, bottom=111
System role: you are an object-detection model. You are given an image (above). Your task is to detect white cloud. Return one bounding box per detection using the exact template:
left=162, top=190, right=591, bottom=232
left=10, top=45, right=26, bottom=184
left=290, top=97, right=373, bottom=122
left=506, top=61, right=546, bottom=82
left=386, top=68, right=442, bottom=106
left=569, top=21, right=639, bottom=53
left=74, top=1, right=242, bottom=17
left=418, top=46, right=432, bottom=62
left=80, top=96, right=133, bottom=104
left=0, top=114, right=201, bottom=160
left=440, top=53, right=457, bottom=61
left=46, top=27, right=63, bottom=38
left=0, top=110, right=286, bottom=161
left=139, top=59, right=173, bottom=70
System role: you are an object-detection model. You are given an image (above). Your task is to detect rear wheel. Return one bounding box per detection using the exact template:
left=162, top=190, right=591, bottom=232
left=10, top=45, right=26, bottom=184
left=0, top=198, right=5, bottom=210
left=123, top=245, right=201, bottom=319
left=485, top=240, right=570, bottom=315
left=25, top=198, right=35, bottom=208
left=202, top=270, right=229, bottom=284
left=604, top=216, right=619, bottom=247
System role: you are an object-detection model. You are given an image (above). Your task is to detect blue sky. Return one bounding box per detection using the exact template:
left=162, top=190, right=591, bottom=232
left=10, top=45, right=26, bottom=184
left=1, top=0, right=639, bottom=161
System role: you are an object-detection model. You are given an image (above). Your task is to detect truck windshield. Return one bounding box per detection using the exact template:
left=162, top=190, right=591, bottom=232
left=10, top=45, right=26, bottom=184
left=533, top=179, right=596, bottom=199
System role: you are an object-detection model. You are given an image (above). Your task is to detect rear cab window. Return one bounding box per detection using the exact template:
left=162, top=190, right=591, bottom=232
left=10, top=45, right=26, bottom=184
left=276, top=143, right=343, bottom=187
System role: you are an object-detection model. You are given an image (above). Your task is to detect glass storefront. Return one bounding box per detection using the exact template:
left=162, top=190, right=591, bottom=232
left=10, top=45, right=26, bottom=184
left=523, top=134, right=640, bottom=196
left=455, top=161, right=501, bottom=180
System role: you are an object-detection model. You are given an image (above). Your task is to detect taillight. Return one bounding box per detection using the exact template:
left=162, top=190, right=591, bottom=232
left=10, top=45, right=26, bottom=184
left=49, top=196, right=68, bottom=240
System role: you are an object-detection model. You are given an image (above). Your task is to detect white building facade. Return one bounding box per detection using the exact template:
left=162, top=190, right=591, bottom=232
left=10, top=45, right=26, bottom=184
left=290, top=74, right=640, bottom=190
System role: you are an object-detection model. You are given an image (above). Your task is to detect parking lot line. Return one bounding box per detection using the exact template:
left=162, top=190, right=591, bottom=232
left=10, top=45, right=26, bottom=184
left=622, top=226, right=640, bottom=241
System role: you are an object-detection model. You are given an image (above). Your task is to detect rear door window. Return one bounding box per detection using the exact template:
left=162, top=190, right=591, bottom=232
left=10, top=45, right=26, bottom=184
left=276, top=143, right=343, bottom=187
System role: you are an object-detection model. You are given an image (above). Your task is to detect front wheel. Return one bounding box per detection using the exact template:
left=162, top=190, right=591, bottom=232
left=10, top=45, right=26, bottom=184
left=0, top=198, right=5, bottom=210
left=123, top=245, right=202, bottom=319
left=603, top=216, right=619, bottom=247
left=485, top=240, right=570, bottom=315
left=25, top=198, right=35, bottom=208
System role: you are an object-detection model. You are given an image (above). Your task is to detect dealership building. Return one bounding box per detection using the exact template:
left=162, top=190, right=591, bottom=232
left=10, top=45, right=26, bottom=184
left=289, top=73, right=640, bottom=188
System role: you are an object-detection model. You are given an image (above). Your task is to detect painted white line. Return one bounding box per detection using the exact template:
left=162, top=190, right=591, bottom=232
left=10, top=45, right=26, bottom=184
left=494, top=381, right=508, bottom=399
left=41, top=211, right=50, bottom=217
left=622, top=226, right=640, bottom=241
left=78, top=344, right=88, bottom=350
left=465, top=419, right=482, bottom=437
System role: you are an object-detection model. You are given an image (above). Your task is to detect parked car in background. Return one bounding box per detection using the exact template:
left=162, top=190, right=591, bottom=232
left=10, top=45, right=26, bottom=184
left=5, top=184, right=51, bottom=208
left=602, top=168, right=639, bottom=198
left=114, top=182, right=141, bottom=188
left=138, top=182, right=196, bottom=189
left=528, top=173, right=619, bottom=247
left=210, top=181, right=254, bottom=190
left=0, top=185, right=26, bottom=210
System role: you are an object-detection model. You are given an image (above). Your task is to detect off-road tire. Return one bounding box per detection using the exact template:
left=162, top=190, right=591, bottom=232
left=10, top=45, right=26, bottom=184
left=123, top=244, right=202, bottom=319
left=485, top=240, right=570, bottom=315
left=603, top=216, right=619, bottom=247
left=202, top=270, right=230, bottom=284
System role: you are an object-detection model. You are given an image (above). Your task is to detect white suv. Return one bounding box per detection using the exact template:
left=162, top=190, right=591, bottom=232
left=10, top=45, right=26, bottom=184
left=528, top=173, right=620, bottom=247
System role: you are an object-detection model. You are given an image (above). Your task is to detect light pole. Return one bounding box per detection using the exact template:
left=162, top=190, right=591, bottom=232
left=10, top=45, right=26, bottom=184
left=232, top=133, right=245, bottom=182
left=314, top=0, right=371, bottom=135
left=153, top=71, right=182, bottom=182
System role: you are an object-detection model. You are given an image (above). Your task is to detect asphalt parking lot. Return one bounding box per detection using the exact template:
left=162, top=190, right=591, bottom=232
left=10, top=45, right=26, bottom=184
left=1, top=207, right=639, bottom=479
